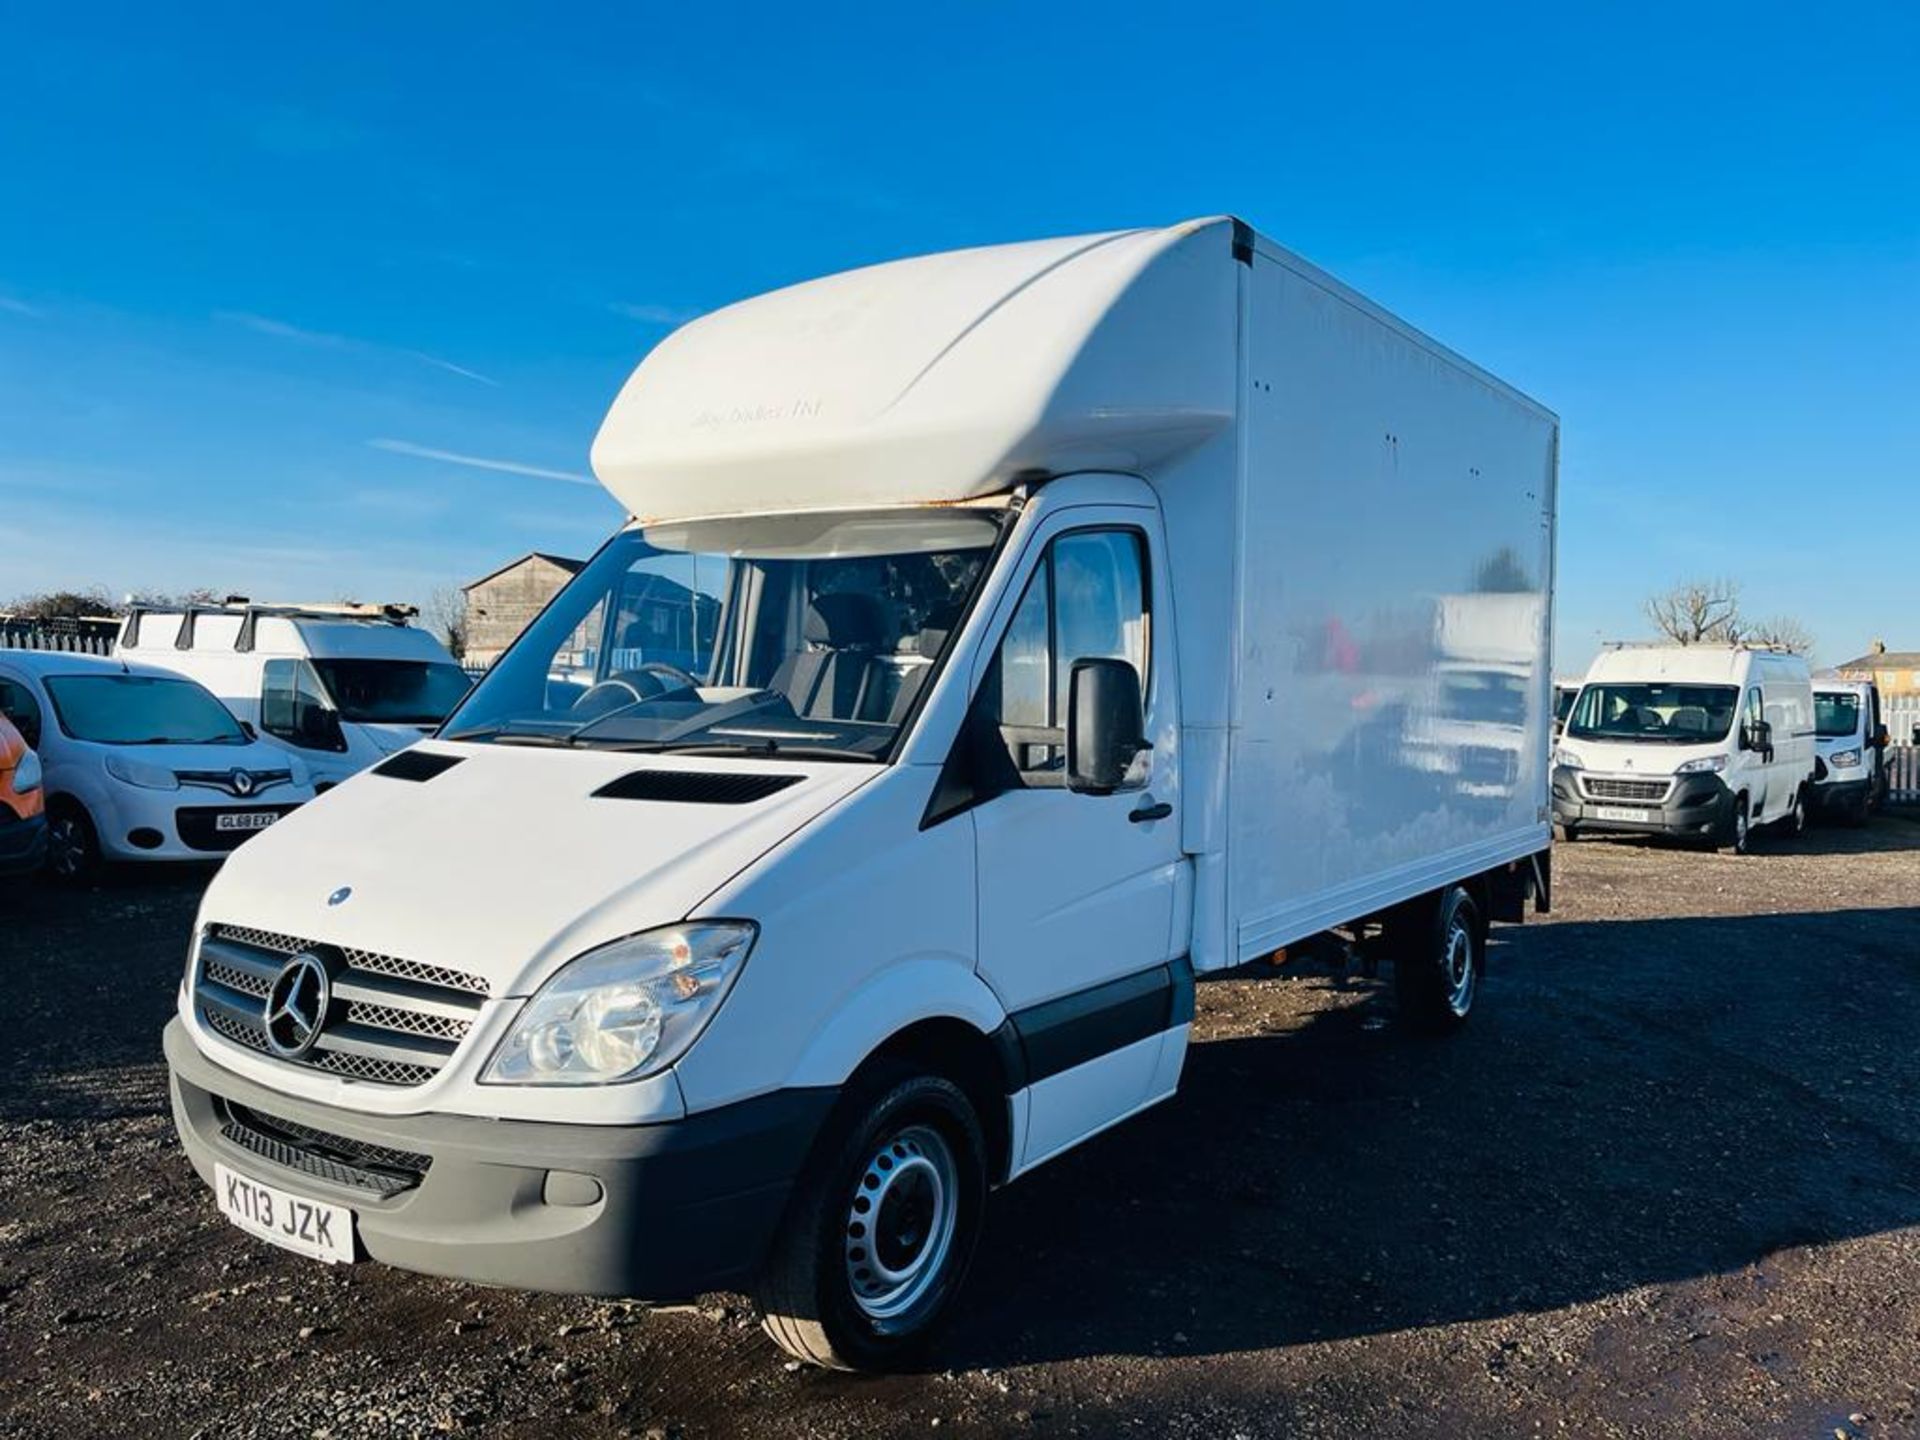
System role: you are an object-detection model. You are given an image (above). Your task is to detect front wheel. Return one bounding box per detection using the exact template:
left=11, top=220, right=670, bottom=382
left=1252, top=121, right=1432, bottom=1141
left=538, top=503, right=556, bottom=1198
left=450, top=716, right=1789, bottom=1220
left=1392, top=885, right=1483, bottom=1033
left=46, top=803, right=100, bottom=884
left=1719, top=795, right=1752, bottom=855
left=755, top=1069, right=987, bottom=1371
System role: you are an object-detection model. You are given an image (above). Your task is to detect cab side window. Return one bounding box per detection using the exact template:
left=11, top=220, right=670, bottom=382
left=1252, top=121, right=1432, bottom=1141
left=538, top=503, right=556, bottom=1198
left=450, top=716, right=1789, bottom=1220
left=0, top=676, right=42, bottom=748
left=985, top=529, right=1148, bottom=782
left=1743, top=687, right=1764, bottom=747
left=261, top=660, right=345, bottom=751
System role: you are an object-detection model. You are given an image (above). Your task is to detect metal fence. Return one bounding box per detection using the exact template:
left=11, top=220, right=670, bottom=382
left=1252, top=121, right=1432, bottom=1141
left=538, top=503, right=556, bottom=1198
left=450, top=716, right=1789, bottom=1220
left=0, top=619, right=118, bottom=655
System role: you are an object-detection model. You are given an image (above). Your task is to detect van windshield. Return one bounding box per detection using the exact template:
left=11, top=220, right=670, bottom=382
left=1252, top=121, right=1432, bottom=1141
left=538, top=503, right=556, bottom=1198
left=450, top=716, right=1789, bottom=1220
left=1814, top=692, right=1860, bottom=739
left=1566, top=682, right=1738, bottom=743
left=442, top=508, right=1004, bottom=759
left=312, top=659, right=473, bottom=725
left=45, top=673, right=248, bottom=746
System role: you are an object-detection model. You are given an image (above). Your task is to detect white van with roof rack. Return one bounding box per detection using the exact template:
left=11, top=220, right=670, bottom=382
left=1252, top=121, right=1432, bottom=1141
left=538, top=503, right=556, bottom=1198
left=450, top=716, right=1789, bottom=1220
left=116, top=601, right=471, bottom=790
left=163, top=216, right=1558, bottom=1371
left=1552, top=643, right=1815, bottom=852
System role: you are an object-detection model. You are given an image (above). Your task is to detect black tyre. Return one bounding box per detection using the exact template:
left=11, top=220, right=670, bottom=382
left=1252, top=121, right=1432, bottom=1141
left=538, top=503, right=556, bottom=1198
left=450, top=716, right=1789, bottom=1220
left=45, top=800, right=100, bottom=885
left=755, top=1067, right=987, bottom=1371
left=1392, top=885, right=1483, bottom=1033
left=1781, top=785, right=1807, bottom=838
left=1718, top=794, right=1751, bottom=855
left=1552, top=822, right=1577, bottom=844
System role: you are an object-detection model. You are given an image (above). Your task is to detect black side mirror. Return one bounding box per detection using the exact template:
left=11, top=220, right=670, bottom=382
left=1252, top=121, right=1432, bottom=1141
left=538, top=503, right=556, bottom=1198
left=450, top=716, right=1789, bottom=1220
left=239, top=720, right=257, bottom=740
left=1066, top=658, right=1148, bottom=795
left=1742, top=718, right=1773, bottom=758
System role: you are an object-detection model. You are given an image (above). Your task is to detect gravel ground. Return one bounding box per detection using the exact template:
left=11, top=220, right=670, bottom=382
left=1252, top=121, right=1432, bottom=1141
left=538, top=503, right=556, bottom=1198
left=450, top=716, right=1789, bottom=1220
left=2, top=817, right=1918, bottom=1439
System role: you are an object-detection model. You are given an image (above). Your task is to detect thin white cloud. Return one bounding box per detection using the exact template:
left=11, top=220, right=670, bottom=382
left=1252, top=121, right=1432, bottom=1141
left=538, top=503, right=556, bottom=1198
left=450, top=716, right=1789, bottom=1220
left=0, top=295, right=43, bottom=318
left=368, top=438, right=596, bottom=486
left=217, top=310, right=496, bottom=386
left=611, top=301, right=704, bottom=326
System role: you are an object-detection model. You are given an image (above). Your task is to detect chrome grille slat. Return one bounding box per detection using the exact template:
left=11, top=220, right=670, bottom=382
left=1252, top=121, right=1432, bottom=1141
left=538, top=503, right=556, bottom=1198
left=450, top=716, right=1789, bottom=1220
left=194, top=924, right=486, bottom=1088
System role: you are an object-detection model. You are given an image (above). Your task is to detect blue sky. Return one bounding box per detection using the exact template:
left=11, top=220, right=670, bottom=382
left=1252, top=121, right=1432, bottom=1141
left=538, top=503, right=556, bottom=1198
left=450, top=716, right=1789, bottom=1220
left=1, top=4, right=1914, bottom=669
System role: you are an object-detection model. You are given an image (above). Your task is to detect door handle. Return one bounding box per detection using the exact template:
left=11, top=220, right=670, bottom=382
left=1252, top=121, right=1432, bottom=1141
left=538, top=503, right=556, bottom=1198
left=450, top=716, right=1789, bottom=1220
left=1129, top=800, right=1173, bottom=824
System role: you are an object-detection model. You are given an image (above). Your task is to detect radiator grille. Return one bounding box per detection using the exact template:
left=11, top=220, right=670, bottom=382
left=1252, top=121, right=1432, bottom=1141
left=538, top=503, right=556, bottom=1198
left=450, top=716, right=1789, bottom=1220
left=1581, top=776, right=1670, bottom=803
left=192, top=925, right=487, bottom=1088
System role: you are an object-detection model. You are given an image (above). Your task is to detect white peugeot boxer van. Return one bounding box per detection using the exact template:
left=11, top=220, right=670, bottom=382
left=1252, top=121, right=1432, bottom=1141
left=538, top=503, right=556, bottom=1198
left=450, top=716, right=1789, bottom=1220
left=1810, top=678, right=1890, bottom=822
left=1552, top=643, right=1815, bottom=852
left=165, top=218, right=1558, bottom=1370
left=117, top=602, right=471, bottom=789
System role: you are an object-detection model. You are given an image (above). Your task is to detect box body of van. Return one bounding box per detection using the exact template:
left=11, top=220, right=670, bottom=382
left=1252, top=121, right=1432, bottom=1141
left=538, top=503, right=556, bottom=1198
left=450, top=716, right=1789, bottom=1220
left=1553, top=644, right=1816, bottom=850
left=117, top=604, right=471, bottom=788
left=1810, top=679, right=1888, bottom=821
left=164, top=217, right=1558, bottom=1368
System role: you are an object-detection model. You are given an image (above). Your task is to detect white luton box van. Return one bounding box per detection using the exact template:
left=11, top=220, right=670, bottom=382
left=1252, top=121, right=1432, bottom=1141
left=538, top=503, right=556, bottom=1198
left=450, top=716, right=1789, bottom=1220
left=165, top=217, right=1558, bottom=1369
left=1553, top=643, right=1816, bottom=851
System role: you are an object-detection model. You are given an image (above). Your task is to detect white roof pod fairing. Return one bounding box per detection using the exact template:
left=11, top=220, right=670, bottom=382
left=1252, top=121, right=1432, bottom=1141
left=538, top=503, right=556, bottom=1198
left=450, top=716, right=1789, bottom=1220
left=590, top=218, right=1241, bottom=522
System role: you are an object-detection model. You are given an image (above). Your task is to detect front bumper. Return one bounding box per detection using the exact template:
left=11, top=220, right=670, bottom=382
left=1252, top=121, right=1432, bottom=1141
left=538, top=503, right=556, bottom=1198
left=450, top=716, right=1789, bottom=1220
left=166, top=1018, right=835, bottom=1299
left=0, top=810, right=46, bottom=875
left=1551, top=767, right=1734, bottom=839
left=1809, top=777, right=1872, bottom=814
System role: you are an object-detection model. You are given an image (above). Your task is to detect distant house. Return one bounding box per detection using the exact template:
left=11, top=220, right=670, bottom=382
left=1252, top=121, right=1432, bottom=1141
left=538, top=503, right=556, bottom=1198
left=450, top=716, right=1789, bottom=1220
left=462, top=552, right=583, bottom=667
left=1834, top=640, right=1920, bottom=698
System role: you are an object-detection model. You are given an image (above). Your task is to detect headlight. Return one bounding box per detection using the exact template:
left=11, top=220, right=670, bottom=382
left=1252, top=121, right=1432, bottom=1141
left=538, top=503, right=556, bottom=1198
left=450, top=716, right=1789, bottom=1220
left=1675, top=754, right=1728, bottom=775
left=104, top=755, right=179, bottom=790
left=1552, top=747, right=1584, bottom=771
left=483, top=922, right=757, bottom=1085
left=1829, top=748, right=1862, bottom=769
left=12, top=748, right=41, bottom=793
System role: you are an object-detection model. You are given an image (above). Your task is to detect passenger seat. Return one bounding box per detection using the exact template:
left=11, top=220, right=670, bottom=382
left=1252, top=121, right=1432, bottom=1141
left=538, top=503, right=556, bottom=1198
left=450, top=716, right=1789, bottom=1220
left=771, top=594, right=887, bottom=720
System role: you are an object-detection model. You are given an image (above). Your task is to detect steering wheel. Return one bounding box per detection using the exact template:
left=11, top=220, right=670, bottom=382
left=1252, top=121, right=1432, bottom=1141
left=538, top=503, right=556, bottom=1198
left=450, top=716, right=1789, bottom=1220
left=570, top=662, right=703, bottom=719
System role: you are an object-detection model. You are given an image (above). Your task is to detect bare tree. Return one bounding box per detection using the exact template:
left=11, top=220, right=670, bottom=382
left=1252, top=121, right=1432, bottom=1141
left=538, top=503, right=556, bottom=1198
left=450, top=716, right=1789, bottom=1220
left=2, top=587, right=120, bottom=620
left=422, top=586, right=470, bottom=660
left=1644, top=578, right=1741, bottom=646
left=1740, top=614, right=1815, bottom=656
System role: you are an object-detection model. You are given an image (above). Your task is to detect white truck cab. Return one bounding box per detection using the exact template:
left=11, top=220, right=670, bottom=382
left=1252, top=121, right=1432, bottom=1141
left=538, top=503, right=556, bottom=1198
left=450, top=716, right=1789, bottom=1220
left=165, top=218, right=1558, bottom=1370
left=1552, top=644, right=1816, bottom=852
left=1810, top=678, right=1889, bottom=822
left=116, top=602, right=470, bottom=789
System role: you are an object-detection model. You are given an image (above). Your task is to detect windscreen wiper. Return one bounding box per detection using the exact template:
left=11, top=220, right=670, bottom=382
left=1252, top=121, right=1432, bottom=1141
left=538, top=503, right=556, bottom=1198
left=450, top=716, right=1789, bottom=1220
left=637, top=739, right=879, bottom=763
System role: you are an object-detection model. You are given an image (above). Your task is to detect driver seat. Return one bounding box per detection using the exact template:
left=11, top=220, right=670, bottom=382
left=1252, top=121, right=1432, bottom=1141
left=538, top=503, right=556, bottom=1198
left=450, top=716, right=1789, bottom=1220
left=772, top=594, right=886, bottom=720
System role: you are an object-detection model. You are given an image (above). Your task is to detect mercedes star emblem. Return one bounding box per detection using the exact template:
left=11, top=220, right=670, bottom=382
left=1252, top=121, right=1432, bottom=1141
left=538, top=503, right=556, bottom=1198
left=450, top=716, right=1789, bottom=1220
left=263, top=952, right=333, bottom=1059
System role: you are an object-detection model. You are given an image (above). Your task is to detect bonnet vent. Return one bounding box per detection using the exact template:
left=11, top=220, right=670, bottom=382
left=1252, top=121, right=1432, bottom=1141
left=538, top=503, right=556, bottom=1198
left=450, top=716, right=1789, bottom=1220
left=592, top=769, right=804, bottom=805
left=372, top=750, right=465, bottom=782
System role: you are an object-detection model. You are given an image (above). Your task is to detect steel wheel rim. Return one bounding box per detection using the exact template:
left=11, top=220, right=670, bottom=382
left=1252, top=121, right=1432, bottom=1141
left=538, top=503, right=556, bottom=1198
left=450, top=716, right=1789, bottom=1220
left=1444, top=916, right=1476, bottom=1016
left=844, top=1123, right=958, bottom=1325
left=1735, top=805, right=1749, bottom=850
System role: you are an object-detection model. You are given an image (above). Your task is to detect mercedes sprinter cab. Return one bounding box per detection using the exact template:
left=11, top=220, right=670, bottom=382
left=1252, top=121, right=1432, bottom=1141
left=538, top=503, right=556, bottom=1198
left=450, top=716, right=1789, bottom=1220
left=116, top=601, right=471, bottom=790
left=164, top=217, right=1558, bottom=1371
left=1810, top=679, right=1889, bottom=822
left=1552, top=644, right=1815, bottom=852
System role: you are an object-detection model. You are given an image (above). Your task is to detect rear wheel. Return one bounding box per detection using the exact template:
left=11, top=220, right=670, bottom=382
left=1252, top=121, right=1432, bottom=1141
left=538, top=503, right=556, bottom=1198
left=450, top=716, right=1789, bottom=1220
left=1392, top=885, right=1482, bottom=1033
left=755, top=1068, right=987, bottom=1371
left=1782, top=786, right=1806, bottom=838
left=45, top=801, right=99, bottom=884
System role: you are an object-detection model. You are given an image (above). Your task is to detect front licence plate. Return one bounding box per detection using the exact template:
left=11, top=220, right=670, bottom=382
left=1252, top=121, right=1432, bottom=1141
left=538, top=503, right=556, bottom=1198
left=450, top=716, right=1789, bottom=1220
left=1594, top=805, right=1654, bottom=824
left=215, top=811, right=278, bottom=833
left=214, top=1162, right=355, bottom=1264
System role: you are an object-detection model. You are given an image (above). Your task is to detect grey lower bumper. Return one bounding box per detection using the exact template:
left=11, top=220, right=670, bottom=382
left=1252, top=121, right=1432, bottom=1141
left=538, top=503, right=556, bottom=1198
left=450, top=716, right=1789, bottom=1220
left=165, top=1018, right=835, bottom=1299
left=1809, top=778, right=1871, bottom=814
left=1551, top=767, right=1734, bottom=840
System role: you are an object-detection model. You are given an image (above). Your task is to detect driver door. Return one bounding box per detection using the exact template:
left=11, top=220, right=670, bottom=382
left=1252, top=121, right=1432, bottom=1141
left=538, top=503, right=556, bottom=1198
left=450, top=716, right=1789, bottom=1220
left=966, top=510, right=1189, bottom=1173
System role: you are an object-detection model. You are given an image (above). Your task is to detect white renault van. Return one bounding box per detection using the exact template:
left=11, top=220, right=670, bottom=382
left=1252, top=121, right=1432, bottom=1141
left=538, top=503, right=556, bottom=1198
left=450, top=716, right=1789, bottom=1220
left=1552, top=644, right=1815, bottom=852
left=1810, top=679, right=1889, bottom=822
left=0, top=651, right=316, bottom=880
left=117, top=602, right=470, bottom=789
left=164, top=218, right=1558, bottom=1370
